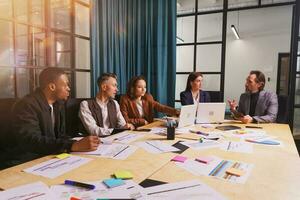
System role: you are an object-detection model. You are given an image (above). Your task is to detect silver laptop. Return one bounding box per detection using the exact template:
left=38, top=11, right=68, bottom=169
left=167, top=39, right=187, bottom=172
left=177, top=104, right=197, bottom=128
left=196, top=103, right=226, bottom=124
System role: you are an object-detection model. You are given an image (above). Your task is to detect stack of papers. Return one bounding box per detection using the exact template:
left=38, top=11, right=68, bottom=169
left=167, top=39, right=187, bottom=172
left=23, top=155, right=92, bottom=179
left=73, top=143, right=138, bottom=160
left=136, top=141, right=179, bottom=154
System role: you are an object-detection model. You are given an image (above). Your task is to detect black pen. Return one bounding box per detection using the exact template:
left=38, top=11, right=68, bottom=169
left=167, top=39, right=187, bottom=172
left=245, top=125, right=263, bottom=129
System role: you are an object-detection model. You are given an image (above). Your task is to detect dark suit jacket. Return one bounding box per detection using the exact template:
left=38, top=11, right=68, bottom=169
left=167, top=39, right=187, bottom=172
left=11, top=88, right=74, bottom=162
left=120, top=93, right=178, bottom=127
left=237, top=90, right=278, bottom=123
left=180, top=90, right=211, bottom=106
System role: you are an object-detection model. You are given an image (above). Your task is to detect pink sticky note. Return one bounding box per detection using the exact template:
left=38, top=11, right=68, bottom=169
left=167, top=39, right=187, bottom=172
left=171, top=155, right=188, bottom=163
left=195, top=156, right=214, bottom=164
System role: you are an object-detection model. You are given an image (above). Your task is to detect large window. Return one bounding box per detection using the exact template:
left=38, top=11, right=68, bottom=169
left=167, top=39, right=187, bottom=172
left=176, top=0, right=225, bottom=107
left=176, top=0, right=295, bottom=105
left=293, top=5, right=300, bottom=135
left=176, top=0, right=299, bottom=134
left=0, top=0, right=91, bottom=99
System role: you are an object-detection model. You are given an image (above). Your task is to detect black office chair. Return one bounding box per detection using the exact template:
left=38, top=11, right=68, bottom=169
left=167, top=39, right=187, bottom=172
left=207, top=91, right=222, bottom=102
left=0, top=98, right=18, bottom=147
left=65, top=98, right=91, bottom=137
left=0, top=98, right=19, bottom=169
left=294, top=139, right=300, bottom=157
left=276, top=95, right=289, bottom=124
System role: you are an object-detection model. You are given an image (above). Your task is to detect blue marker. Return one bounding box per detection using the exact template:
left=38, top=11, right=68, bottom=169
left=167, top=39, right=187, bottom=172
left=64, top=180, right=95, bottom=190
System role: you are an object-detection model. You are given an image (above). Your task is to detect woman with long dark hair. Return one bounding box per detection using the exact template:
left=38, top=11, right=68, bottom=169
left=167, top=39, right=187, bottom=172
left=180, top=72, right=210, bottom=105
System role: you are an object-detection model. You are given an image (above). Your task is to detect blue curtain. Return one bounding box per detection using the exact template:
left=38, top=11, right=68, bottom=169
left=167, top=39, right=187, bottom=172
left=91, top=0, right=176, bottom=107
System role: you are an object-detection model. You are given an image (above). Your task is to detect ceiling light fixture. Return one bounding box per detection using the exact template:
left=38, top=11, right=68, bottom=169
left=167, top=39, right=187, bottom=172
left=231, top=25, right=240, bottom=40
left=176, top=36, right=184, bottom=43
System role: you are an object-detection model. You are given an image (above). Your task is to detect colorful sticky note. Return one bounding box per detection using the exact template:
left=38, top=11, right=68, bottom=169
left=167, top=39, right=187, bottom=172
left=236, top=130, right=247, bottom=134
left=171, top=155, right=187, bottom=163
left=195, top=156, right=214, bottom=164
left=103, top=178, right=125, bottom=188
left=114, top=170, right=133, bottom=179
left=56, top=153, right=70, bottom=159
left=226, top=168, right=245, bottom=177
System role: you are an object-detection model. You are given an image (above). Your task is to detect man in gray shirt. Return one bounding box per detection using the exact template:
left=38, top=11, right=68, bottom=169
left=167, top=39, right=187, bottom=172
left=228, top=70, right=278, bottom=123
left=79, top=73, right=134, bottom=136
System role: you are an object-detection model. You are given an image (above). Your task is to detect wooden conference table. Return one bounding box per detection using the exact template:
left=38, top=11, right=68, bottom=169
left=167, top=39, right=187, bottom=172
left=0, top=121, right=300, bottom=199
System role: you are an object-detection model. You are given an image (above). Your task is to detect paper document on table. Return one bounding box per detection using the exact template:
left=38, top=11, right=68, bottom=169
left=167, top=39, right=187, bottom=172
left=227, top=129, right=266, bottom=139
left=176, top=126, right=194, bottom=134
left=23, top=155, right=92, bottom=179
left=176, top=156, right=223, bottom=176
left=149, top=127, right=167, bottom=135
left=176, top=156, right=253, bottom=184
left=150, top=126, right=193, bottom=135
left=143, top=179, right=226, bottom=200
left=0, top=181, right=54, bottom=200
left=136, top=141, right=179, bottom=154
left=220, top=141, right=253, bottom=153
left=208, top=159, right=253, bottom=184
left=197, top=131, right=223, bottom=140
left=101, top=131, right=144, bottom=144
left=180, top=140, right=221, bottom=150
left=50, top=180, right=145, bottom=200
left=73, top=143, right=138, bottom=160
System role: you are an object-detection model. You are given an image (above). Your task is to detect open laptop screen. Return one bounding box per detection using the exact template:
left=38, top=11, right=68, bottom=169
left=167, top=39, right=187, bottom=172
left=196, top=103, right=226, bottom=124
left=177, top=104, right=197, bottom=128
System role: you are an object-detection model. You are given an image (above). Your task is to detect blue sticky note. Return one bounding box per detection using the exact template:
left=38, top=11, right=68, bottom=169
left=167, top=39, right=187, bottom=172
left=103, top=178, right=125, bottom=188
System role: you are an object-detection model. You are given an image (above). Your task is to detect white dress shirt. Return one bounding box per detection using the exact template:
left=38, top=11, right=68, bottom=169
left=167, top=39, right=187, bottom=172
left=136, top=99, right=144, bottom=117
left=79, top=98, right=126, bottom=136
left=192, top=92, right=199, bottom=105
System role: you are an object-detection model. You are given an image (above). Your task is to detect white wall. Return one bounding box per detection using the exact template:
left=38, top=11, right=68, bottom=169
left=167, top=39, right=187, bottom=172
left=224, top=6, right=292, bottom=102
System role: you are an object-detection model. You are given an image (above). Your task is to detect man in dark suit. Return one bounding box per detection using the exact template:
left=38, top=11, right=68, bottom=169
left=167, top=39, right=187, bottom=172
left=228, top=70, right=278, bottom=123
left=11, top=67, right=100, bottom=164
